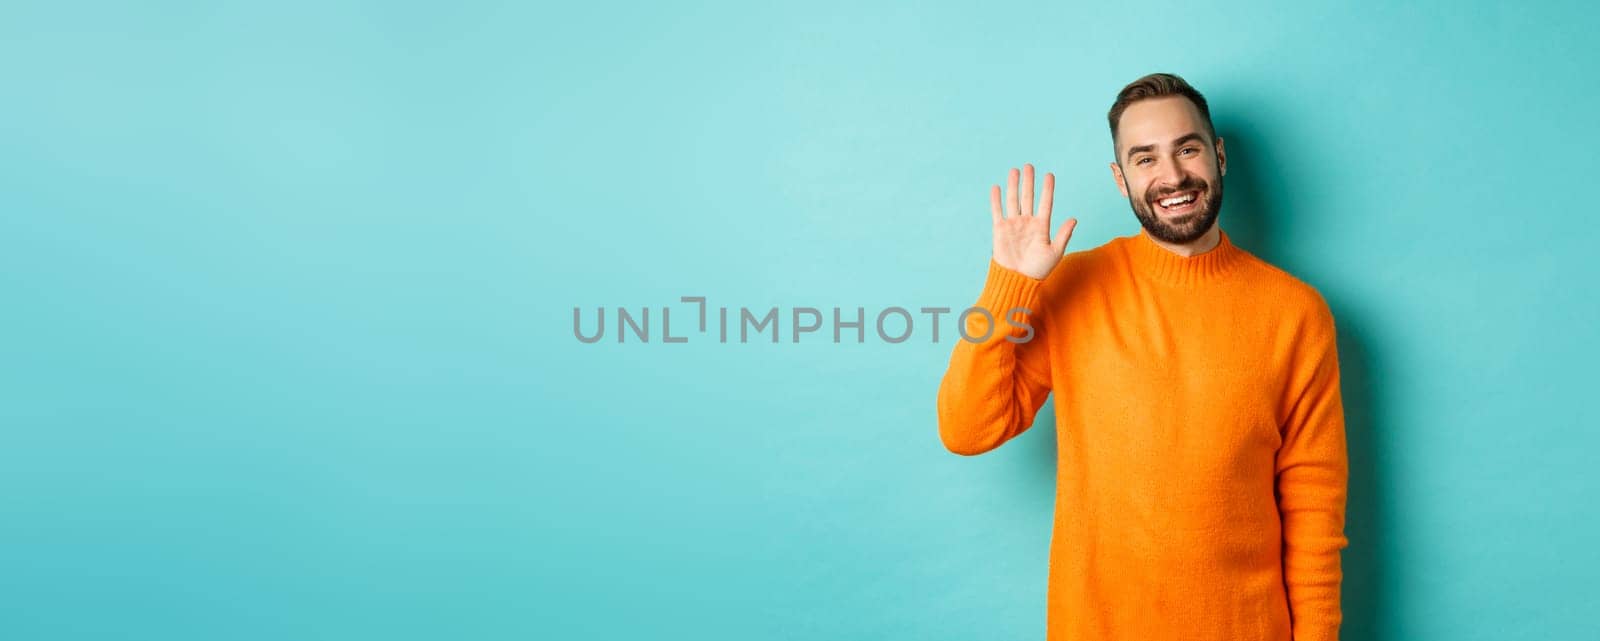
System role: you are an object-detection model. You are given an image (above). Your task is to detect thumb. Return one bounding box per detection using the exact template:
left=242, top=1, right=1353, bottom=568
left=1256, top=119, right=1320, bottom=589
left=1052, top=218, right=1078, bottom=253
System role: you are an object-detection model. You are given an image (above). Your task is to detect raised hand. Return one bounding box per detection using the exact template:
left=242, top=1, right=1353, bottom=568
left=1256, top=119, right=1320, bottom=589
left=990, top=164, right=1077, bottom=280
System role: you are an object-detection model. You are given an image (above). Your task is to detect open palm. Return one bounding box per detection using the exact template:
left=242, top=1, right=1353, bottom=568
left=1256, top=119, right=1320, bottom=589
left=991, top=164, right=1077, bottom=280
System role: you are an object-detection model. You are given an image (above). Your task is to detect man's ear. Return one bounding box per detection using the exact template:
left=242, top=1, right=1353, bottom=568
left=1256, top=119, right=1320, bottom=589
left=1215, top=135, right=1227, bottom=177
left=1110, top=161, right=1129, bottom=198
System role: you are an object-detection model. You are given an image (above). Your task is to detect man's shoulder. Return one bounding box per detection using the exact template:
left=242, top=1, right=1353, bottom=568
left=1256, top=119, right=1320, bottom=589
left=1048, top=234, right=1127, bottom=281
left=1237, top=250, right=1337, bottom=332
left=1027, top=237, right=1117, bottom=308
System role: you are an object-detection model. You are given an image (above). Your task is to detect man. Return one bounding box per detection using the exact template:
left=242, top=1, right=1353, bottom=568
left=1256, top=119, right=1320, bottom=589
left=936, top=72, right=1349, bottom=641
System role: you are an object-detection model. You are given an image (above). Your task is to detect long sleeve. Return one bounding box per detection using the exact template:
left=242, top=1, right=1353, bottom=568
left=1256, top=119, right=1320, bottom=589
left=1275, top=303, right=1351, bottom=641
left=936, top=259, right=1054, bottom=456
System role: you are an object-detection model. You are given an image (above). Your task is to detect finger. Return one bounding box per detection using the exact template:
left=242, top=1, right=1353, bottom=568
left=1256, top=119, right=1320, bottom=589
left=1038, top=172, right=1055, bottom=222
left=1021, top=164, right=1035, bottom=217
left=1005, top=168, right=1019, bottom=219
left=1052, top=217, right=1079, bottom=254
left=990, top=185, right=1002, bottom=225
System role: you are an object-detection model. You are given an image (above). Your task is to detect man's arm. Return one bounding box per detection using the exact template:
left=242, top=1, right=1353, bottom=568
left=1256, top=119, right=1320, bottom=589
left=1276, top=301, right=1351, bottom=641
left=936, top=259, right=1054, bottom=455
left=936, top=163, right=1074, bottom=456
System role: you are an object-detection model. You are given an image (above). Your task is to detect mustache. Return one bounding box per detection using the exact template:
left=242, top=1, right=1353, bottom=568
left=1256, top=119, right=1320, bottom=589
left=1149, top=179, right=1208, bottom=201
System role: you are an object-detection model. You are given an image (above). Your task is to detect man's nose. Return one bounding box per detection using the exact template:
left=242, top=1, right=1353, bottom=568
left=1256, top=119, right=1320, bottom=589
left=1156, top=162, right=1187, bottom=191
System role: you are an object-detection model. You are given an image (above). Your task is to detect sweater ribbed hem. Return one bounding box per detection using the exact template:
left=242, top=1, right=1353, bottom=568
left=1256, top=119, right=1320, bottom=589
left=1125, top=225, right=1249, bottom=287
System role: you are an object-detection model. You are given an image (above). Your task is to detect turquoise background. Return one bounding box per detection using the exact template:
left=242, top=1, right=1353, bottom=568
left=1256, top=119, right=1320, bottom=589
left=3, top=1, right=1595, bottom=639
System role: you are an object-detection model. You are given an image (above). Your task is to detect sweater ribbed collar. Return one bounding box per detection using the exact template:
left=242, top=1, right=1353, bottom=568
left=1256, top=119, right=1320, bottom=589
left=1126, top=225, right=1248, bottom=287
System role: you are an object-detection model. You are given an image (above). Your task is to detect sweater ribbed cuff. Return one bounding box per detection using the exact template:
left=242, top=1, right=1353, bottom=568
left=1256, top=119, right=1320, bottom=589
left=1292, top=625, right=1340, bottom=641
left=970, top=259, right=1044, bottom=341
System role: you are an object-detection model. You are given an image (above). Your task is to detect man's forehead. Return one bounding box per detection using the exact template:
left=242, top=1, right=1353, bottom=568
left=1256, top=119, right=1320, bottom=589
left=1117, top=98, right=1209, bottom=155
left=1122, top=96, right=1203, bottom=127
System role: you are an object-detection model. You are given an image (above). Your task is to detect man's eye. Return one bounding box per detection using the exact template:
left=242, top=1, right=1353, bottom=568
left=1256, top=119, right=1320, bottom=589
left=1181, top=147, right=1198, bottom=155
left=1136, top=158, right=1151, bottom=165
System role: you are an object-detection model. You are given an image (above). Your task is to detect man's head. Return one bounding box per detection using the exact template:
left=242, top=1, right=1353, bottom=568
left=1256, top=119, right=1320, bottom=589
left=1107, top=73, right=1226, bottom=245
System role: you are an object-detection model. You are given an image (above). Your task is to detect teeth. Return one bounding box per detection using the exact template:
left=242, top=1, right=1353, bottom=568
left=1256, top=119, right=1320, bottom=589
left=1159, top=192, right=1197, bottom=207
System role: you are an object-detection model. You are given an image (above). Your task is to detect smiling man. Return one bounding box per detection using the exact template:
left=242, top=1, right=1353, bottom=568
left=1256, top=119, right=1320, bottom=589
left=936, top=72, right=1349, bottom=641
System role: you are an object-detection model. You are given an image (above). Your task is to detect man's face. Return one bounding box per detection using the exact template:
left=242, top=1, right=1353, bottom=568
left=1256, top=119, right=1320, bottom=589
left=1110, top=96, right=1227, bottom=244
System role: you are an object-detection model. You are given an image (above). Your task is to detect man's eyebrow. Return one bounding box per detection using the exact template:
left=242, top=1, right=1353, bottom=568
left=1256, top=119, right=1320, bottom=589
left=1124, top=132, right=1207, bottom=160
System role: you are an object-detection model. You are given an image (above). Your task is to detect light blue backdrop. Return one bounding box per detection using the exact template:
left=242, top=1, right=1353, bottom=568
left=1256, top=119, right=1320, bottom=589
left=3, top=1, right=1595, bottom=640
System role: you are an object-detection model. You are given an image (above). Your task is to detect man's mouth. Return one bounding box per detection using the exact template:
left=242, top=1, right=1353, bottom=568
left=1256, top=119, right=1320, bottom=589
left=1154, top=189, right=1201, bottom=215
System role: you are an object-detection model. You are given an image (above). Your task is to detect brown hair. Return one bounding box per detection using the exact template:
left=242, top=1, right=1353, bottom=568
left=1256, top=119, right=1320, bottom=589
left=1107, top=73, right=1215, bottom=155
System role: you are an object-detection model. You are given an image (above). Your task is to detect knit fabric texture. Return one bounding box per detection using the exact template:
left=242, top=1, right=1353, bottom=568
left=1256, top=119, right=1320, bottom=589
left=937, top=226, right=1349, bottom=641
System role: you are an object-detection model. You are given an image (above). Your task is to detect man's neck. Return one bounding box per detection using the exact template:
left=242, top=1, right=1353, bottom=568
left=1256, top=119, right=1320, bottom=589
left=1149, top=224, right=1222, bottom=257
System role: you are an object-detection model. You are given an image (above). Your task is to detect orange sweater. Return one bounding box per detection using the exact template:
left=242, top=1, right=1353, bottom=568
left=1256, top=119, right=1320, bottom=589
left=937, top=227, right=1349, bottom=641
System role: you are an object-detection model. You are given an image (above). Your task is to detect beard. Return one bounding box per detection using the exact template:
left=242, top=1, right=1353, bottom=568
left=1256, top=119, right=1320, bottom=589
left=1124, top=171, right=1224, bottom=244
